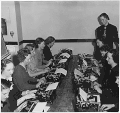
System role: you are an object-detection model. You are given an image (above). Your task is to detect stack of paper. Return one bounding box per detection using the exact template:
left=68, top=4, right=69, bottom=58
left=74, top=69, right=83, bottom=77
left=43, top=106, right=50, bottom=112
left=58, top=59, right=67, bottom=63
left=55, top=68, right=67, bottom=76
left=32, top=102, right=47, bottom=112
left=79, top=88, right=87, bottom=101
left=45, top=82, right=59, bottom=91
left=83, top=59, right=87, bottom=67
left=60, top=53, right=70, bottom=58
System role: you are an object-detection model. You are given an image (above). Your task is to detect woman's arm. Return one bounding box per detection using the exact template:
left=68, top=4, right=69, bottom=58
left=37, top=62, right=51, bottom=69
left=35, top=50, right=52, bottom=69
left=28, top=68, right=49, bottom=77
left=43, top=59, right=49, bottom=64
left=17, top=93, right=36, bottom=106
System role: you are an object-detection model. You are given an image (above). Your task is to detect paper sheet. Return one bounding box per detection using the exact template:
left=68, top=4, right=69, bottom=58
left=60, top=53, right=70, bottom=58
left=54, top=68, right=67, bottom=76
left=58, top=59, right=67, bottom=63
left=32, top=102, right=47, bottom=112
left=90, top=75, right=97, bottom=82
left=45, top=82, right=59, bottom=91
left=83, top=59, right=87, bottom=66
left=79, top=88, right=87, bottom=101
left=101, top=104, right=114, bottom=111
left=74, top=69, right=83, bottom=76
left=43, top=106, right=50, bottom=112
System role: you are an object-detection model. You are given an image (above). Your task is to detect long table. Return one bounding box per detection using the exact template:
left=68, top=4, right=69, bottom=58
left=43, top=55, right=99, bottom=112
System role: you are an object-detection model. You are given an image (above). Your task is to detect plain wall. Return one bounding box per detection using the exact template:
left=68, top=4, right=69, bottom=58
left=1, top=1, right=19, bottom=54
left=20, top=1, right=119, bottom=55
left=20, top=1, right=119, bottom=40
left=1, top=1, right=119, bottom=55
left=23, top=42, right=94, bottom=55
left=1, top=1, right=18, bottom=42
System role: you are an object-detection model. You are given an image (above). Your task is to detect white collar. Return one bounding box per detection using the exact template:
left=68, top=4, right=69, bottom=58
left=1, top=75, right=12, bottom=81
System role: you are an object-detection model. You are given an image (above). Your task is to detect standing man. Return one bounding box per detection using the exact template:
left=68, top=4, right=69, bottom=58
left=95, top=13, right=119, bottom=50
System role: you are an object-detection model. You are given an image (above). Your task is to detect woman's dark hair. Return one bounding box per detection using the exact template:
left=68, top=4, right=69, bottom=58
left=1, top=79, right=11, bottom=91
left=25, top=43, right=35, bottom=48
left=24, top=43, right=35, bottom=51
left=17, top=48, right=31, bottom=63
left=1, top=59, right=13, bottom=74
left=100, top=44, right=110, bottom=52
left=109, top=49, right=119, bottom=64
left=99, top=13, right=110, bottom=20
left=96, top=38, right=105, bottom=45
left=45, top=36, right=55, bottom=45
left=35, top=37, right=44, bottom=48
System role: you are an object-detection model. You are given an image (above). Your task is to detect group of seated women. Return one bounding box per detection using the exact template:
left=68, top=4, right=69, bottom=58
left=93, top=38, right=119, bottom=111
left=1, top=35, right=119, bottom=112
left=1, top=36, right=55, bottom=112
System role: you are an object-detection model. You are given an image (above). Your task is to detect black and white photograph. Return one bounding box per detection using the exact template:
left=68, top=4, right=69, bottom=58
left=1, top=0, right=119, bottom=112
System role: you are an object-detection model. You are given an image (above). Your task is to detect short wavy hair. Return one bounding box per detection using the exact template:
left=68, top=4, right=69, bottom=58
left=99, top=13, right=110, bottom=20
left=100, top=44, right=110, bottom=52
left=1, top=59, right=13, bottom=74
left=108, top=49, right=119, bottom=64
left=17, top=48, right=31, bottom=63
left=24, top=43, right=35, bottom=51
left=45, top=36, right=55, bottom=45
left=1, top=79, right=11, bottom=91
left=35, top=37, right=44, bottom=48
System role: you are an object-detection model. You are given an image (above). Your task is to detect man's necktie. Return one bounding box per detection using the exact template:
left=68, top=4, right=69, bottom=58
left=103, top=26, right=106, bottom=38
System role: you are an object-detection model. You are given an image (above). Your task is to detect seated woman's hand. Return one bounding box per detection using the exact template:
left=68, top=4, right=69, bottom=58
left=100, top=104, right=115, bottom=111
left=28, top=90, right=37, bottom=94
left=94, top=85, right=102, bottom=94
left=39, top=77, right=46, bottom=83
left=22, top=90, right=37, bottom=96
left=99, top=64, right=103, bottom=68
left=49, top=59, right=53, bottom=62
left=93, top=81, right=102, bottom=87
left=24, top=93, right=36, bottom=100
left=44, top=67, right=50, bottom=73
left=47, top=60, right=53, bottom=66
left=36, top=78, right=46, bottom=88
left=14, top=101, right=27, bottom=112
